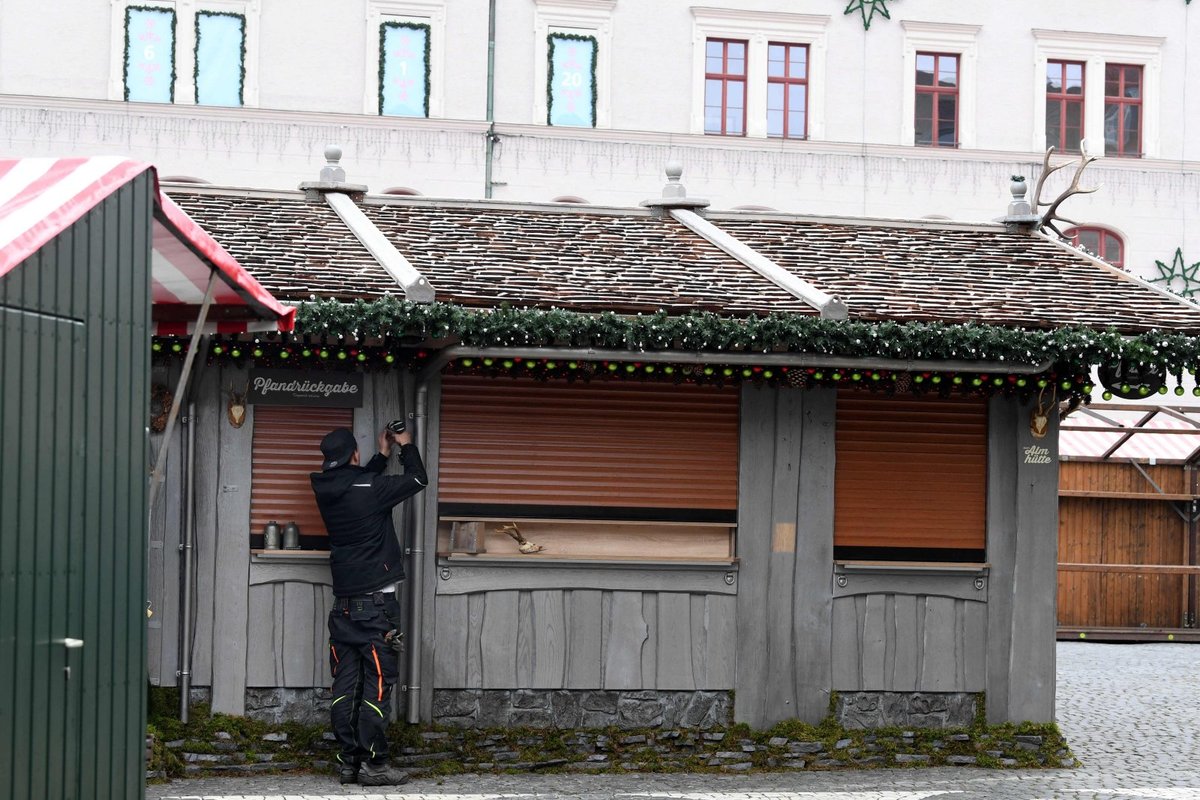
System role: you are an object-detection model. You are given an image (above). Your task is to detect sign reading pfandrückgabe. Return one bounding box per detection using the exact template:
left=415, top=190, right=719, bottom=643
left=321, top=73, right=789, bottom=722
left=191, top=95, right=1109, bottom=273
left=248, top=369, right=363, bottom=408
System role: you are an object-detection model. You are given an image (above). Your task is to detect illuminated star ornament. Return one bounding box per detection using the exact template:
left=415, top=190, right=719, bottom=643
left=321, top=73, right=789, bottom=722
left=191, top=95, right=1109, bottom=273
left=844, top=0, right=893, bottom=30
left=1149, top=248, right=1200, bottom=299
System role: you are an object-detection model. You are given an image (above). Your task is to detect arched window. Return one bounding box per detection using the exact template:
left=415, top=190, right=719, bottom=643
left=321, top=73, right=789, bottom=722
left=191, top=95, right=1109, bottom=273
left=1065, top=226, right=1124, bottom=267
left=550, top=195, right=589, bottom=204
left=382, top=187, right=423, bottom=197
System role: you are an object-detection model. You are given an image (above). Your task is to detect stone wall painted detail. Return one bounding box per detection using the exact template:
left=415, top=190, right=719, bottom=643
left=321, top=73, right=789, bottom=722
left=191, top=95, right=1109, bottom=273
left=433, top=689, right=732, bottom=730
left=836, top=692, right=977, bottom=729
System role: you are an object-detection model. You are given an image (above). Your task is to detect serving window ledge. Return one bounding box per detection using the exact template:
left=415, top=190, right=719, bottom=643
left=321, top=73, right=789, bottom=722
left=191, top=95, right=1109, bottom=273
left=833, top=561, right=989, bottom=601
left=251, top=549, right=330, bottom=563
left=435, top=554, right=739, bottom=595
left=835, top=560, right=990, bottom=576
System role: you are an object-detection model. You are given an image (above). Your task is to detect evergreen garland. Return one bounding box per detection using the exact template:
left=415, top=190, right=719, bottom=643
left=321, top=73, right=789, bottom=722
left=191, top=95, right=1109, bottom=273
left=291, top=296, right=1200, bottom=377
left=378, top=20, right=431, bottom=117
left=194, top=10, right=246, bottom=106
left=546, top=32, right=598, bottom=127
left=124, top=4, right=177, bottom=102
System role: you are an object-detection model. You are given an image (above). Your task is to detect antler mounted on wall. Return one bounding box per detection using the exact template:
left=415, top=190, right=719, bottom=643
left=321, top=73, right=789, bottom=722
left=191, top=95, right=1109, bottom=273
left=1031, top=146, right=1099, bottom=239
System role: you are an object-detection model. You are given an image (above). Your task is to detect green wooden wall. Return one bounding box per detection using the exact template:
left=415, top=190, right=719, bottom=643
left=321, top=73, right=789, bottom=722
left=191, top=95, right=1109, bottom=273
left=0, top=174, right=153, bottom=800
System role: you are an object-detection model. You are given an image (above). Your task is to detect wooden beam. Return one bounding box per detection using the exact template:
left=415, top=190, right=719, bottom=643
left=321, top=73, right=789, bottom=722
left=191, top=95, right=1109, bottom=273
left=1057, top=562, right=1200, bottom=575
left=1058, top=489, right=1199, bottom=501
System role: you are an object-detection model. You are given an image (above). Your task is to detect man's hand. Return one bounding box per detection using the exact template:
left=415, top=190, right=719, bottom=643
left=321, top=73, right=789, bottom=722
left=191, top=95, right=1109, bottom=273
left=393, top=429, right=413, bottom=446
left=377, top=427, right=392, bottom=455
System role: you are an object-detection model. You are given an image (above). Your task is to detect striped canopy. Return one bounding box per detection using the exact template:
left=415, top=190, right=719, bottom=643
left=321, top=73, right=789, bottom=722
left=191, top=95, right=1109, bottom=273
left=0, top=156, right=294, bottom=334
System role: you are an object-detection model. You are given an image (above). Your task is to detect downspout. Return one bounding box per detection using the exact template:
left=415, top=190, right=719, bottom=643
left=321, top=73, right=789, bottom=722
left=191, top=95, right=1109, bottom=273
left=407, top=349, right=456, bottom=723
left=179, top=399, right=197, bottom=723
left=483, top=0, right=497, bottom=199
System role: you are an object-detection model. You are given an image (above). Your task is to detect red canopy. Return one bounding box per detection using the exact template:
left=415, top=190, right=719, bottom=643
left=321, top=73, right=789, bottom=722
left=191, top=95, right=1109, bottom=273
left=0, top=157, right=294, bottom=334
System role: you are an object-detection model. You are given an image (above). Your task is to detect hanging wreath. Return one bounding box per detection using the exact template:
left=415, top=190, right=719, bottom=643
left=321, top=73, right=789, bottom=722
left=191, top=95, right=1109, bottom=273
left=150, top=384, right=173, bottom=433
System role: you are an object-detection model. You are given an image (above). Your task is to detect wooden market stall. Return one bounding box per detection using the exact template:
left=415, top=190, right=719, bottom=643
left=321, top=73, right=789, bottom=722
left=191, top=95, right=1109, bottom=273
left=0, top=158, right=292, bottom=800
left=1058, top=403, right=1200, bottom=641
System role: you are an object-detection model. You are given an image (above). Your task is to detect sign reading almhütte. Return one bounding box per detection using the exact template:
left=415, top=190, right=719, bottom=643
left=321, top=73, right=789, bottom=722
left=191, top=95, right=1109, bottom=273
left=248, top=369, right=364, bottom=407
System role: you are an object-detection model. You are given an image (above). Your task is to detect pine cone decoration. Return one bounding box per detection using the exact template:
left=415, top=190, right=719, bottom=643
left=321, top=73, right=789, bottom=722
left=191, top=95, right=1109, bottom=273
left=787, top=369, right=808, bottom=388
left=894, top=372, right=913, bottom=393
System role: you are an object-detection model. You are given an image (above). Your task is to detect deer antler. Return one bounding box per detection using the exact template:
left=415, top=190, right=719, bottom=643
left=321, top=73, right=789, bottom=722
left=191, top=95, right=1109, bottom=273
left=1032, top=147, right=1099, bottom=239
left=496, top=522, right=545, bottom=554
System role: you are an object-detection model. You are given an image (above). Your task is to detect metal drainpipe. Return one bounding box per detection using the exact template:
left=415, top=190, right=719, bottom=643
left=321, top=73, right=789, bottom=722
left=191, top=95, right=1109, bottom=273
left=406, top=380, right=430, bottom=723
left=406, top=350, right=457, bottom=724
left=178, top=400, right=197, bottom=723
left=483, top=0, right=497, bottom=199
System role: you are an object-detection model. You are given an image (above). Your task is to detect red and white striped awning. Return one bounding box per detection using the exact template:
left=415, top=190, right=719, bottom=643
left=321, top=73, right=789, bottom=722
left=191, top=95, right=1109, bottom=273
left=0, top=156, right=294, bottom=334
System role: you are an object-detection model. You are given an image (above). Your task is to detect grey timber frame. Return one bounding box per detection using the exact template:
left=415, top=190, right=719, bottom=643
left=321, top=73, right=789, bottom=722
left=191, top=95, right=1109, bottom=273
left=734, top=384, right=836, bottom=725
left=147, top=373, right=1060, bottom=730
left=1, top=176, right=153, bottom=800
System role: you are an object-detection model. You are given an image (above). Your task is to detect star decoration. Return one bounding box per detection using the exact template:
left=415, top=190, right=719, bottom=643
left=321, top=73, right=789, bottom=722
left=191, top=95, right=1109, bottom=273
left=844, top=0, right=893, bottom=30
left=1149, top=248, right=1200, bottom=298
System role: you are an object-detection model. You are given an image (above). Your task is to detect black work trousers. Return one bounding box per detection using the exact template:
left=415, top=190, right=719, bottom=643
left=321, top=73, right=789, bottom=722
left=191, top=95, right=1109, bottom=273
left=327, top=591, right=402, bottom=767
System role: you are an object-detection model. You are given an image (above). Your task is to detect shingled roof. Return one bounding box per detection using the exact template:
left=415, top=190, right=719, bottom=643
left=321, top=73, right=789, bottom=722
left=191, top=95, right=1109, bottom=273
left=362, top=200, right=813, bottom=315
left=165, top=184, right=1200, bottom=334
left=710, top=213, right=1200, bottom=333
left=167, top=188, right=392, bottom=301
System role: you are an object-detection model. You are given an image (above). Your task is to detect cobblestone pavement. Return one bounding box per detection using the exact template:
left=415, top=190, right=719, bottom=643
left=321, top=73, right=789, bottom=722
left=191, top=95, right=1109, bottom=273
left=149, top=641, right=1200, bottom=800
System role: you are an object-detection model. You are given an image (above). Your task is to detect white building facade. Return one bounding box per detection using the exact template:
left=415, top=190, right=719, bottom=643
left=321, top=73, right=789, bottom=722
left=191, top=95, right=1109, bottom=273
left=2, top=0, right=1198, bottom=288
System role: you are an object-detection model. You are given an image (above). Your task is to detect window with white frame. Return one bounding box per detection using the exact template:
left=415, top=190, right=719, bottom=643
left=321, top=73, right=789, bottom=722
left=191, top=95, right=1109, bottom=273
left=194, top=10, right=245, bottom=106
left=690, top=9, right=827, bottom=140
left=1032, top=30, right=1163, bottom=159
left=766, top=42, right=808, bottom=140
left=364, top=1, right=445, bottom=117
left=114, top=1, right=258, bottom=105
left=124, top=4, right=177, bottom=102
left=547, top=32, right=598, bottom=127
left=378, top=20, right=431, bottom=116
left=900, top=22, right=978, bottom=149
left=533, top=1, right=613, bottom=128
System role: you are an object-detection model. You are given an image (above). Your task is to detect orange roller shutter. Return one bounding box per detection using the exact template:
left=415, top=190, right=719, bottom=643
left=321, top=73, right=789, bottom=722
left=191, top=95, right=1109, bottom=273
left=438, top=376, right=739, bottom=516
left=250, top=405, right=354, bottom=541
left=835, top=391, right=987, bottom=558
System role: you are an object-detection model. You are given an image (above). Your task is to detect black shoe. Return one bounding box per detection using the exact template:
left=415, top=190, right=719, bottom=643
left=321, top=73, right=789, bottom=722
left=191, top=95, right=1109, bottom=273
left=359, top=761, right=410, bottom=786
left=337, top=763, right=359, bottom=785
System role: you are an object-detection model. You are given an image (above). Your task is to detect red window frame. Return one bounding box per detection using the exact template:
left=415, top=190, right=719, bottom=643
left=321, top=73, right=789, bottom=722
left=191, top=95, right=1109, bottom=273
left=766, top=42, right=808, bottom=140
left=704, top=38, right=747, bottom=136
left=1066, top=226, right=1125, bottom=267
left=1046, top=59, right=1085, bottom=153
left=914, top=52, right=959, bottom=148
left=1105, top=63, right=1143, bottom=158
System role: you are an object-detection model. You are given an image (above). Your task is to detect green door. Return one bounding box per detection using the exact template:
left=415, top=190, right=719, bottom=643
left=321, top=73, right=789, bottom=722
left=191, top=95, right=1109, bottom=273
left=1, top=305, right=86, bottom=800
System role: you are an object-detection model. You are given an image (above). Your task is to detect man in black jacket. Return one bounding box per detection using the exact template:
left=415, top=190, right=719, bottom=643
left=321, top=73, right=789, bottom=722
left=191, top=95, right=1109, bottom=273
left=311, top=423, right=427, bottom=786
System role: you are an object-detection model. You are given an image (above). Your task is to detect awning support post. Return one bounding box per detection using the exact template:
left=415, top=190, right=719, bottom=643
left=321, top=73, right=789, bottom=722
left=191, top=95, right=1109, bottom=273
left=148, top=270, right=216, bottom=513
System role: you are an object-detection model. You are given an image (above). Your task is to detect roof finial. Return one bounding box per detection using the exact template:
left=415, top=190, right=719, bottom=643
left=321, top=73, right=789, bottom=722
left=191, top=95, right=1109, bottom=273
left=1001, top=174, right=1040, bottom=232
left=663, top=162, right=686, bottom=199
left=640, top=162, right=709, bottom=212
left=321, top=145, right=346, bottom=183
left=299, top=144, right=368, bottom=202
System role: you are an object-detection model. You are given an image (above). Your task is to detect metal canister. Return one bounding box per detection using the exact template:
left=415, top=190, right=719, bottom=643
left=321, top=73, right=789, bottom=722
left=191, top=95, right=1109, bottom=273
left=283, top=521, right=301, bottom=550
left=263, top=520, right=281, bottom=550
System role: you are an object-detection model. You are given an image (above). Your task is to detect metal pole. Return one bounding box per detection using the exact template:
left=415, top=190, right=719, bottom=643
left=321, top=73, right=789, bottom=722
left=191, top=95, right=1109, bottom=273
left=406, top=378, right=429, bottom=724
left=483, top=0, right=497, bottom=199
left=179, top=400, right=197, bottom=722
left=148, top=271, right=216, bottom=511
